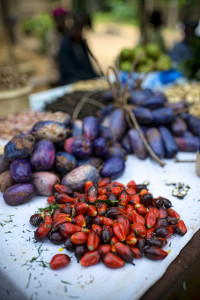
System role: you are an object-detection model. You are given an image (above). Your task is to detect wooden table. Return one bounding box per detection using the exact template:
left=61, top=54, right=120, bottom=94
left=141, top=229, right=200, bottom=300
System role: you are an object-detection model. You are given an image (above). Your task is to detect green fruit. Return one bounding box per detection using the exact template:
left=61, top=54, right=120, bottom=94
left=146, top=43, right=161, bottom=59
left=136, top=65, right=151, bottom=73
left=156, top=54, right=171, bottom=71
left=136, top=58, right=155, bottom=73
left=134, top=45, right=146, bottom=64
left=120, top=61, right=132, bottom=72
left=120, top=48, right=134, bottom=61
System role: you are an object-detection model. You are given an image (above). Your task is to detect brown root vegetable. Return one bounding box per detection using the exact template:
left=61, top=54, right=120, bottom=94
left=0, top=170, right=15, bottom=192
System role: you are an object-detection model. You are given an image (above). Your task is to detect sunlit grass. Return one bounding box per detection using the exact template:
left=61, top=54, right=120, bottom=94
left=92, top=12, right=139, bottom=26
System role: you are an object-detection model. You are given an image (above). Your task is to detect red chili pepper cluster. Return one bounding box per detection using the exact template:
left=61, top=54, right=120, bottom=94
left=30, top=178, right=187, bottom=270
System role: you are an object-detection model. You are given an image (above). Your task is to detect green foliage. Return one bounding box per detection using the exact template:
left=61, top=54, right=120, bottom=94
left=93, top=0, right=139, bottom=25
left=22, top=13, right=55, bottom=53
left=109, top=0, right=137, bottom=20
left=178, top=38, right=200, bottom=80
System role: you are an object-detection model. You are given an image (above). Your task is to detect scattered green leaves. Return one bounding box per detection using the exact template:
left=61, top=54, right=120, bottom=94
left=37, top=204, right=61, bottom=215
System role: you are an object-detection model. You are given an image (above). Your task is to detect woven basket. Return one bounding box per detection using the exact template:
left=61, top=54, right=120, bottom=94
left=0, top=85, right=32, bottom=117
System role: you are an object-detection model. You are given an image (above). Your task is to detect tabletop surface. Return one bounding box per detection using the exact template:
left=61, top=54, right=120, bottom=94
left=0, top=152, right=199, bottom=300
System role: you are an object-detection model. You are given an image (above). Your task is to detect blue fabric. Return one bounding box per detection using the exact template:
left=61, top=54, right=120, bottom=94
left=119, top=69, right=183, bottom=89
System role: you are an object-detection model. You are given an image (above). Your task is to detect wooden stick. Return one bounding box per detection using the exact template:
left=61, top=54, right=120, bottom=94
left=105, top=67, right=119, bottom=103
left=122, top=54, right=144, bottom=106
left=72, top=92, right=105, bottom=120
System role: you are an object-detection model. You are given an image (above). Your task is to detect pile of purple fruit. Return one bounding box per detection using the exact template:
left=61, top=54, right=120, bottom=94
left=0, top=87, right=200, bottom=206
left=0, top=116, right=124, bottom=206
left=99, top=88, right=200, bottom=160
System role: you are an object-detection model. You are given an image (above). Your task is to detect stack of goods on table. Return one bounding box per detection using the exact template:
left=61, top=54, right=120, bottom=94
left=0, top=111, right=72, bottom=141
left=164, top=82, right=200, bottom=117
left=0, top=82, right=200, bottom=204
left=29, top=179, right=187, bottom=269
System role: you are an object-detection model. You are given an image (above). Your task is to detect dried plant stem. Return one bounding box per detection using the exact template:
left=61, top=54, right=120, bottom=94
left=105, top=66, right=122, bottom=104
left=125, top=106, right=166, bottom=167
left=72, top=92, right=105, bottom=120
left=122, top=55, right=142, bottom=106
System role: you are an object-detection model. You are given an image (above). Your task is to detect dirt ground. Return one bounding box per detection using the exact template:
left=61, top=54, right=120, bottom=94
left=0, top=22, right=182, bottom=92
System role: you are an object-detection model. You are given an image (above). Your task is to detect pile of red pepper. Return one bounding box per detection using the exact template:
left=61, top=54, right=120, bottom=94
left=30, top=178, right=187, bottom=270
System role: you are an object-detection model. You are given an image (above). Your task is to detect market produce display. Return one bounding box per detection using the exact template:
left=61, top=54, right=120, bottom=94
left=0, top=79, right=199, bottom=299
left=44, top=90, right=111, bottom=120
left=0, top=70, right=28, bottom=91
left=1, top=82, right=200, bottom=204
left=98, top=87, right=200, bottom=160
left=165, top=82, right=200, bottom=117
left=0, top=111, right=72, bottom=140
left=29, top=179, right=187, bottom=270
left=118, top=43, right=172, bottom=73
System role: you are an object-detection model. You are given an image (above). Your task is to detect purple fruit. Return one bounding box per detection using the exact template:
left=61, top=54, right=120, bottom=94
left=71, top=120, right=83, bottom=137
left=98, top=104, right=114, bottom=120
left=93, top=137, right=109, bottom=158
left=174, top=136, right=200, bottom=152
left=77, top=157, right=103, bottom=169
left=3, top=183, right=35, bottom=206
left=133, top=107, right=153, bottom=124
left=153, top=90, right=168, bottom=103
left=30, top=139, right=55, bottom=171
left=128, top=129, right=148, bottom=160
left=82, top=116, right=100, bottom=141
left=170, top=117, right=187, bottom=136
left=159, top=126, right=178, bottom=158
left=151, top=107, right=174, bottom=125
left=128, top=89, right=152, bottom=106
left=121, top=134, right=132, bottom=153
left=32, top=172, right=60, bottom=196
left=100, top=156, right=125, bottom=178
left=146, top=128, right=164, bottom=159
left=184, top=114, right=200, bottom=137
left=99, top=126, right=114, bottom=140
left=183, top=131, right=193, bottom=138
left=108, top=146, right=126, bottom=158
left=101, top=114, right=112, bottom=127
left=5, top=133, right=35, bottom=160
left=64, top=136, right=92, bottom=159
left=31, top=121, right=68, bottom=142
left=61, top=164, right=100, bottom=192
left=110, top=108, right=127, bottom=141
left=141, top=95, right=164, bottom=109
left=10, top=158, right=32, bottom=182
left=55, top=151, right=77, bottom=175
left=167, top=100, right=188, bottom=111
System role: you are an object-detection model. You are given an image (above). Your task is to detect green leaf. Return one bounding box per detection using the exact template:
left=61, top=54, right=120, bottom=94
left=37, top=204, right=61, bottom=215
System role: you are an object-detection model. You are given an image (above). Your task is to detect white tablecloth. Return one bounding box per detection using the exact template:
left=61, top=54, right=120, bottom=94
left=0, top=152, right=199, bottom=300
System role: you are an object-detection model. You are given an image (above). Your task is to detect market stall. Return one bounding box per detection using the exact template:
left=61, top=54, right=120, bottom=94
left=0, top=76, right=200, bottom=300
